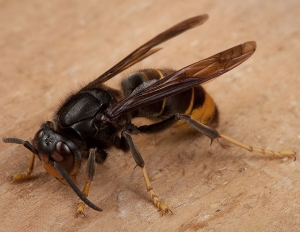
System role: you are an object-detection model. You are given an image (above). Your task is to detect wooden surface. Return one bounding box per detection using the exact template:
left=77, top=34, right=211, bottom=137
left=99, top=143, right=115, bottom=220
left=1, top=0, right=300, bottom=231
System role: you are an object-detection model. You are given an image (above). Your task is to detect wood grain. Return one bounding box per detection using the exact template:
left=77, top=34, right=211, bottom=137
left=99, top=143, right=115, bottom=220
left=1, top=0, right=300, bottom=231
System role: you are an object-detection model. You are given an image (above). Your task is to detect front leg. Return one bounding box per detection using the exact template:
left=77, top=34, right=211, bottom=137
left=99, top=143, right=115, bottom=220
left=77, top=148, right=98, bottom=215
left=8, top=153, right=36, bottom=182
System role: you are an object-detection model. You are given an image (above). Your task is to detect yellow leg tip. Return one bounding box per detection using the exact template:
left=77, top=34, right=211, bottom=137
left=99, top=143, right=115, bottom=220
left=8, top=173, right=29, bottom=182
left=279, top=150, right=296, bottom=157
left=149, top=190, right=172, bottom=214
left=8, top=153, right=36, bottom=182
left=219, top=134, right=296, bottom=160
left=76, top=201, right=85, bottom=216
left=158, top=203, right=172, bottom=214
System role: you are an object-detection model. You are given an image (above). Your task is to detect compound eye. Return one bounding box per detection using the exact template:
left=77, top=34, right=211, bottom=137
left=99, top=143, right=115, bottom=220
left=53, top=141, right=72, bottom=162
left=34, top=129, right=44, bottom=141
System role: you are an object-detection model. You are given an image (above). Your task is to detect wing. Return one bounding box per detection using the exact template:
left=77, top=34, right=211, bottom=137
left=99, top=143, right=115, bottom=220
left=106, top=41, right=256, bottom=120
left=83, top=14, right=209, bottom=89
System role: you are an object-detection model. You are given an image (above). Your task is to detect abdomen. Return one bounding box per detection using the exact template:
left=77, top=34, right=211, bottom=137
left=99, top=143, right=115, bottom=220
left=121, top=69, right=218, bottom=127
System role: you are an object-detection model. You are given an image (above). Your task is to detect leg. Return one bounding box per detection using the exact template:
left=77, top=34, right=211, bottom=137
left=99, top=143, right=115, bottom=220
left=138, top=114, right=219, bottom=141
left=138, top=114, right=295, bottom=158
left=174, top=114, right=295, bottom=158
left=219, top=134, right=295, bottom=159
left=121, top=130, right=170, bottom=213
left=77, top=148, right=97, bottom=215
left=8, top=153, right=35, bottom=182
left=137, top=115, right=180, bottom=134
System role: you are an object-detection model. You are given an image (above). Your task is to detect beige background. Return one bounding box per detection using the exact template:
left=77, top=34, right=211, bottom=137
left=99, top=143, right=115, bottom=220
left=1, top=0, right=300, bottom=231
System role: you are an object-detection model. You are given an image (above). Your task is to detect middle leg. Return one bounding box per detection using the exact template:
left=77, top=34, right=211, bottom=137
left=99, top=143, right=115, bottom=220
left=121, top=130, right=170, bottom=213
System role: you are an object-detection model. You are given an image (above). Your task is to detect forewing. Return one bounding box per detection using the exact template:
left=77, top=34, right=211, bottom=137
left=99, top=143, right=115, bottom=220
left=84, top=14, right=208, bottom=89
left=106, top=41, right=256, bottom=119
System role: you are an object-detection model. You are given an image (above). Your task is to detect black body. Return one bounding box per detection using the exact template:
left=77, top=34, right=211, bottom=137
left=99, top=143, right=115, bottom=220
left=3, top=15, right=257, bottom=213
left=49, top=68, right=218, bottom=165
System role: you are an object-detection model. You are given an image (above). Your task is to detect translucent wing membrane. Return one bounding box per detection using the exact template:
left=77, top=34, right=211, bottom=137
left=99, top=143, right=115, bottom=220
left=84, top=14, right=209, bottom=89
left=107, top=41, right=256, bottom=119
